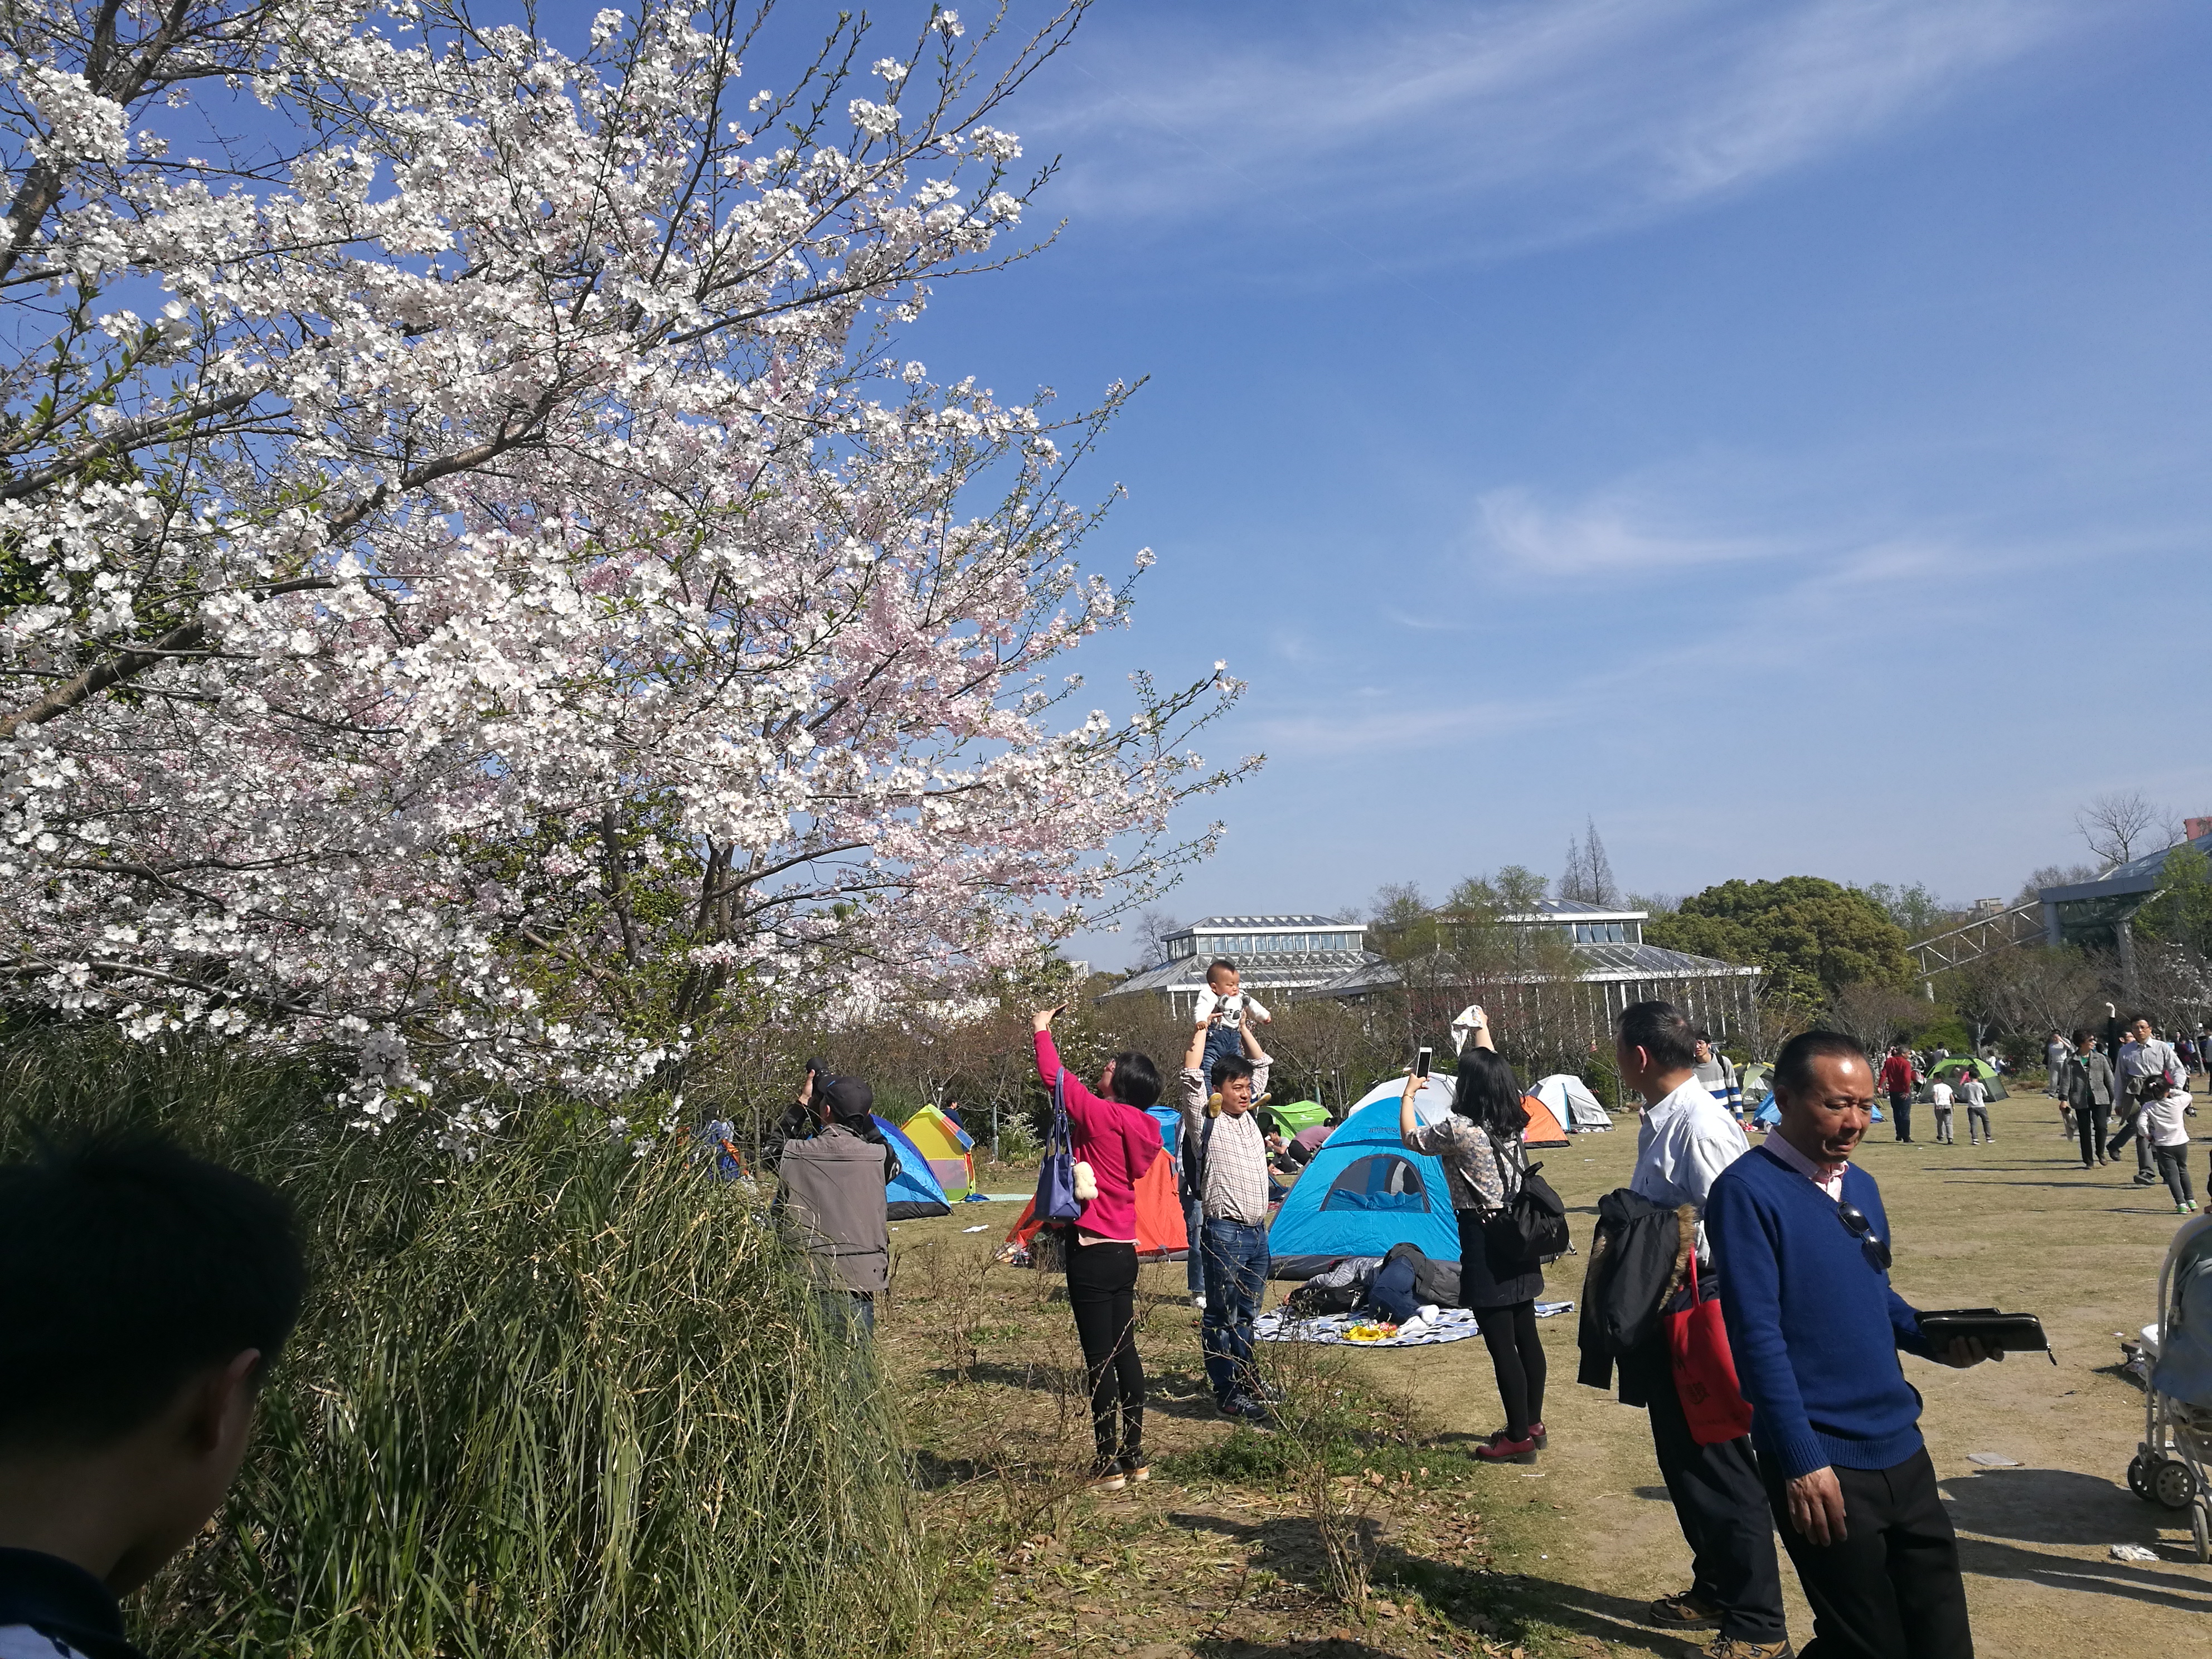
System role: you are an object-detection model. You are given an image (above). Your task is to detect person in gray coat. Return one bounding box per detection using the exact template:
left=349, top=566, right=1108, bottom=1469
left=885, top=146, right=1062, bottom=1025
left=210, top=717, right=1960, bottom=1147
left=2060, top=1030, right=2116, bottom=1170
left=773, top=1070, right=891, bottom=1336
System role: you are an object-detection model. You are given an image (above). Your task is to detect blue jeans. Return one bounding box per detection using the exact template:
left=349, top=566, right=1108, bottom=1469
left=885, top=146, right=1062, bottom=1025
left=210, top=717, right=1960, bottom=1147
left=1183, top=1192, right=1206, bottom=1294
left=814, top=1289, right=875, bottom=1338
left=1201, top=1023, right=1242, bottom=1079
left=1201, top=1217, right=1269, bottom=1406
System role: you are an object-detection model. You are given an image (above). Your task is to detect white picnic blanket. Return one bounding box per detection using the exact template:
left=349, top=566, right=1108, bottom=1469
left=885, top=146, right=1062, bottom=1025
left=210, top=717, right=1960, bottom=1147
left=1255, top=1301, right=1575, bottom=1348
left=1255, top=1307, right=1483, bottom=1347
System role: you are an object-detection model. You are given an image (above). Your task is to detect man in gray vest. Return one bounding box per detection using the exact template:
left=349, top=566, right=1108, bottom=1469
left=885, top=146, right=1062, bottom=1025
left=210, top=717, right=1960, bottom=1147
left=772, top=1070, right=891, bottom=1336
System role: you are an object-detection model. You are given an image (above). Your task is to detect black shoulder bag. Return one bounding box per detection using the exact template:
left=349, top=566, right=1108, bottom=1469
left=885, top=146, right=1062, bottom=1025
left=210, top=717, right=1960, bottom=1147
left=1482, top=1135, right=1570, bottom=1275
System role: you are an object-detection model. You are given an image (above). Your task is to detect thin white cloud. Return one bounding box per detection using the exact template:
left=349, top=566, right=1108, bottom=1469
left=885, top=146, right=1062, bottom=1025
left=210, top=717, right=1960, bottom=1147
left=1477, top=484, right=1792, bottom=575
left=1030, top=0, right=2083, bottom=262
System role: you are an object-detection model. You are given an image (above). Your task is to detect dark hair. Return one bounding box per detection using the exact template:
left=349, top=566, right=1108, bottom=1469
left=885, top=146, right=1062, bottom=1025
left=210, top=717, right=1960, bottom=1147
left=2072, top=1029, right=2092, bottom=1048
left=1617, top=1000, right=1699, bottom=1073
left=2129, top=1012, right=2155, bottom=1030
left=1205, top=959, right=1237, bottom=983
left=1452, top=1049, right=1529, bottom=1140
left=1694, top=1029, right=1713, bottom=1044
left=1210, top=1052, right=1255, bottom=1092
left=0, top=1131, right=306, bottom=1452
left=1108, top=1050, right=1161, bottom=1108
left=2140, top=1074, right=2174, bottom=1099
left=1772, top=1030, right=1872, bottom=1097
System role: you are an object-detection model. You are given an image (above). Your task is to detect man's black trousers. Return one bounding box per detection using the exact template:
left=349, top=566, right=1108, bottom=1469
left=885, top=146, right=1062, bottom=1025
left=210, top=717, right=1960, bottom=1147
left=1888, top=1092, right=1913, bottom=1141
left=1759, top=1446, right=1973, bottom=1659
left=1633, top=1345, right=1787, bottom=1645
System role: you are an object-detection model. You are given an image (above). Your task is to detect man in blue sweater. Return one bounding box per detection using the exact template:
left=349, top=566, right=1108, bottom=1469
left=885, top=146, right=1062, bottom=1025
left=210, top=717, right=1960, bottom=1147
left=1707, top=1031, right=2001, bottom=1659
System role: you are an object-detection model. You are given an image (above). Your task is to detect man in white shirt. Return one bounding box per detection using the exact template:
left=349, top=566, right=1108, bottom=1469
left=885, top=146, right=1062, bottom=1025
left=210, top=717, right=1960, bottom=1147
left=1616, top=1001, right=1786, bottom=1659
left=2110, top=1015, right=2184, bottom=1185
left=1928, top=1076, right=1955, bottom=1145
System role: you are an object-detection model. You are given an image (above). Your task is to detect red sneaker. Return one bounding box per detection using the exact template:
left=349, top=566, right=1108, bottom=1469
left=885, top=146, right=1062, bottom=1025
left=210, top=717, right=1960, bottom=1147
left=1477, top=1433, right=1538, bottom=1464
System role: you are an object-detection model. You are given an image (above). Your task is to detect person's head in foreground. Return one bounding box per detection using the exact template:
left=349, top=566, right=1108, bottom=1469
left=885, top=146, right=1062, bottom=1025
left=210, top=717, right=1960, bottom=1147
left=1769, top=1031, right=1877, bottom=1169
left=2072, top=1028, right=2094, bottom=1054
left=1204, top=959, right=1240, bottom=1000
left=0, top=1131, right=305, bottom=1613
left=1613, top=1000, right=1698, bottom=1100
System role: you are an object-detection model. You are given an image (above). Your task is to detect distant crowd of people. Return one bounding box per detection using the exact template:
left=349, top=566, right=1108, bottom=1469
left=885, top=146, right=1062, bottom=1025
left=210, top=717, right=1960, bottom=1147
left=2046, top=1014, right=2201, bottom=1213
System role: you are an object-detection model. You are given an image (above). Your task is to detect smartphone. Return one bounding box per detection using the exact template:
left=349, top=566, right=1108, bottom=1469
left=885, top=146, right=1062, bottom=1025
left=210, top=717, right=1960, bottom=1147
left=1414, top=1046, right=1432, bottom=1079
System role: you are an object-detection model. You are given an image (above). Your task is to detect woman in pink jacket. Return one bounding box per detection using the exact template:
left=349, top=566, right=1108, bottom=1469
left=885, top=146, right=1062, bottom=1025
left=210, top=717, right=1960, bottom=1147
left=1033, top=1004, right=1166, bottom=1490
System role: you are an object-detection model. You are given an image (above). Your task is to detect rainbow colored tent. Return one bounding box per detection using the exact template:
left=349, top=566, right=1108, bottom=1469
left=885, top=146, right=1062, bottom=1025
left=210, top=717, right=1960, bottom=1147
left=900, top=1103, right=976, bottom=1199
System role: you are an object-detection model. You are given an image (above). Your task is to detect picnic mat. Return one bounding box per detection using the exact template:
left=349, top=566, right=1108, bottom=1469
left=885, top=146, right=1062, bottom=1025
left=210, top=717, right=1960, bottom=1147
left=1255, top=1301, right=1575, bottom=1349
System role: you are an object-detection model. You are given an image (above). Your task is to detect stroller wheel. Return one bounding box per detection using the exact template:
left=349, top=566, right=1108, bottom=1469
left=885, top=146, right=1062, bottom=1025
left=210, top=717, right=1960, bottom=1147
left=2152, top=1457, right=2198, bottom=1511
left=2127, top=1451, right=2155, bottom=1500
left=2195, top=1497, right=2211, bottom=1565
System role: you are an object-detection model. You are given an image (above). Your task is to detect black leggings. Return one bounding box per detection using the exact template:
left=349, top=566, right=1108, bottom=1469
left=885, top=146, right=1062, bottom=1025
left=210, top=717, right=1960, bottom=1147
left=1476, top=1299, right=1547, bottom=1439
left=1065, top=1235, right=1143, bottom=1466
left=2155, top=1144, right=2195, bottom=1205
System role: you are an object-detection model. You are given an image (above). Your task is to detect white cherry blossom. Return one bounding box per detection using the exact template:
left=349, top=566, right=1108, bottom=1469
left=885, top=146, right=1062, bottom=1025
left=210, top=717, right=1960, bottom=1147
left=0, top=0, right=1251, bottom=1132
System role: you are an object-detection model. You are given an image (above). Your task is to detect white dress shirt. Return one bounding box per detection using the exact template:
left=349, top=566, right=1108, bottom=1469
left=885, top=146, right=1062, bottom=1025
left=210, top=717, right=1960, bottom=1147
left=1631, top=1076, right=1750, bottom=1215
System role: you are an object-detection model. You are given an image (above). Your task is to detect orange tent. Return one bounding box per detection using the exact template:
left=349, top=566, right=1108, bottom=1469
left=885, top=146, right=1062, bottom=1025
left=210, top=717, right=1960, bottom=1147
left=1521, top=1094, right=1570, bottom=1148
left=1004, top=1156, right=1190, bottom=1259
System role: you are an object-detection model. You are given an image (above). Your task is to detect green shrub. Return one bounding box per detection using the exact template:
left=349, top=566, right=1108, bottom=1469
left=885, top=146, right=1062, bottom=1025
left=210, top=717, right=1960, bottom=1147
left=0, top=1034, right=925, bottom=1659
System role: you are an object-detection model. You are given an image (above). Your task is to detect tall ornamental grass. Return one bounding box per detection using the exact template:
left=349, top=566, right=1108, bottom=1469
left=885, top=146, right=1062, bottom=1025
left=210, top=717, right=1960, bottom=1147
left=0, top=1032, right=926, bottom=1659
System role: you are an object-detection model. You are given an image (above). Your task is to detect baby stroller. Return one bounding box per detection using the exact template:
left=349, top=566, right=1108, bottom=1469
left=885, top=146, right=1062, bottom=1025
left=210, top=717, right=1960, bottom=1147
left=2127, top=1212, right=2212, bottom=1560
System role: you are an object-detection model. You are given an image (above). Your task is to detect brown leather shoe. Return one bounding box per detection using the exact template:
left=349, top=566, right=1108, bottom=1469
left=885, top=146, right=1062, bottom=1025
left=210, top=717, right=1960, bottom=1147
left=1648, top=1590, right=1723, bottom=1629
left=1705, top=1638, right=1792, bottom=1658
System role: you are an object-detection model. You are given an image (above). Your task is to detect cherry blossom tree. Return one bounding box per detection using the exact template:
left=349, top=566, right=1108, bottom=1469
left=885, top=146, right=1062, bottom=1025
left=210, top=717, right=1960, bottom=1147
left=0, top=0, right=1251, bottom=1128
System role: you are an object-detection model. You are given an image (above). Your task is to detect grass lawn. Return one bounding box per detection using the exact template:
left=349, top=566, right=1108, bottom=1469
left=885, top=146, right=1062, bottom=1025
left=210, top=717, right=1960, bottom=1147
left=877, top=1086, right=2212, bottom=1657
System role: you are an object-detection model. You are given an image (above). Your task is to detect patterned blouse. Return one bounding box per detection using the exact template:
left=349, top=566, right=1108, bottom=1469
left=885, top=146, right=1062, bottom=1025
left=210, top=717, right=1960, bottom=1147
left=1401, top=1114, right=1517, bottom=1215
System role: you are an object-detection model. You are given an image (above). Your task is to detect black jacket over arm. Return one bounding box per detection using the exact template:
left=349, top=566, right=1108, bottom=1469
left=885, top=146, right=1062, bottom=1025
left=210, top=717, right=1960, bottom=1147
left=1576, top=1187, right=1687, bottom=1399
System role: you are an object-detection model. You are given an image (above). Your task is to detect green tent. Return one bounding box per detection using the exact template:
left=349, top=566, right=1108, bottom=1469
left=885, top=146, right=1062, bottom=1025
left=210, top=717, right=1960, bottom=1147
left=1258, top=1099, right=1330, bottom=1136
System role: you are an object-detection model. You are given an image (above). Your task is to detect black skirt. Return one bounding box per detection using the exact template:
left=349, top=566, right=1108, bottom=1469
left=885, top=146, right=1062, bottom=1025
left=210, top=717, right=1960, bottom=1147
left=1457, top=1207, right=1544, bottom=1310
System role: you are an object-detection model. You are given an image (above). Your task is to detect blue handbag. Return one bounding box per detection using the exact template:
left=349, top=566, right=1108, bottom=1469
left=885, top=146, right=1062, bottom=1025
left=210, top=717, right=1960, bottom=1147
left=1034, top=1068, right=1083, bottom=1223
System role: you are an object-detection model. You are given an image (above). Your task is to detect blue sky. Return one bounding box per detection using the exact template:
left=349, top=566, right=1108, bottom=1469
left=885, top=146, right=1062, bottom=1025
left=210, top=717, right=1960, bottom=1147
left=892, top=0, right=2212, bottom=963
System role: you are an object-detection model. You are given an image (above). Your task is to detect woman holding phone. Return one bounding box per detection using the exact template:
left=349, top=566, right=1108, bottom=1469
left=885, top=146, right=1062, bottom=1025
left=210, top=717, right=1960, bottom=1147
left=1399, top=1006, right=1548, bottom=1463
left=1032, top=1003, right=1167, bottom=1490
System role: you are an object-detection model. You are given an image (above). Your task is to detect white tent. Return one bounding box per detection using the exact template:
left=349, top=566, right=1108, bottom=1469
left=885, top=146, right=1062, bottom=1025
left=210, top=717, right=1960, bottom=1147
left=1341, top=1071, right=1459, bottom=1128
left=1531, top=1073, right=1612, bottom=1133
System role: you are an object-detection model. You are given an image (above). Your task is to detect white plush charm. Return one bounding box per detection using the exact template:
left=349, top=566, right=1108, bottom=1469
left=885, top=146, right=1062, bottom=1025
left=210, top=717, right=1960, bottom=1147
left=1073, top=1162, right=1098, bottom=1203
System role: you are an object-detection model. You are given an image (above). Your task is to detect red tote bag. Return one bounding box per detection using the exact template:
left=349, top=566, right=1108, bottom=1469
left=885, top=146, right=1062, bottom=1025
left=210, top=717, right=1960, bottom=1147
left=1666, top=1254, right=1754, bottom=1445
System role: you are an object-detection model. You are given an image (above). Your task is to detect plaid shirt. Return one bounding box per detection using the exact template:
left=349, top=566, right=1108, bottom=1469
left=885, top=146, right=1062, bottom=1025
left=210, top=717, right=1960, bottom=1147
left=1176, top=1060, right=1273, bottom=1224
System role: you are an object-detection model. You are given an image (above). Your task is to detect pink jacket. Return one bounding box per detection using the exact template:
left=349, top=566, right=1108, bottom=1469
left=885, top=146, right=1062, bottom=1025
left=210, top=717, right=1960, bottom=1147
left=1034, top=1031, right=1162, bottom=1242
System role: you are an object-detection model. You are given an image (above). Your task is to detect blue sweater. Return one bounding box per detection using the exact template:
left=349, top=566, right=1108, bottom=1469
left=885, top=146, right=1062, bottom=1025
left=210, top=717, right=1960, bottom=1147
left=1706, top=1146, right=1934, bottom=1479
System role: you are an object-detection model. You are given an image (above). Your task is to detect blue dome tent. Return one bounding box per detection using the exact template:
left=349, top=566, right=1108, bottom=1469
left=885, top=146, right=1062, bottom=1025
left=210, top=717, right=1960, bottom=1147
left=1268, top=1074, right=1462, bottom=1268
left=876, top=1115, right=953, bottom=1220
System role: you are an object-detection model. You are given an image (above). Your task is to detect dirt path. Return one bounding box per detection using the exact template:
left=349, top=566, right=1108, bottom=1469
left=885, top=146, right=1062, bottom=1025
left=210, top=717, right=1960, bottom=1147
left=1352, top=1090, right=2212, bottom=1657
left=881, top=1086, right=2212, bottom=1656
